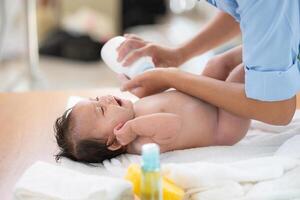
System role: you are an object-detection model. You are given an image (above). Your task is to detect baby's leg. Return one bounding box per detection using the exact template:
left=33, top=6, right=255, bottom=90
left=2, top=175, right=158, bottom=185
left=214, top=64, right=251, bottom=145
left=202, top=45, right=242, bottom=81
left=201, top=46, right=250, bottom=145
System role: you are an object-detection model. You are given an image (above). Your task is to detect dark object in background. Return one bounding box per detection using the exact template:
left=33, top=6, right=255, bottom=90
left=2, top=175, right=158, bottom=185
left=39, top=29, right=104, bottom=62
left=40, top=0, right=167, bottom=61
left=121, top=0, right=167, bottom=32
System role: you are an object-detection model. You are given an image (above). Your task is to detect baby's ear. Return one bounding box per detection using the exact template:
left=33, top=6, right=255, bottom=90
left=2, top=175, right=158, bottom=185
left=107, top=139, right=122, bottom=151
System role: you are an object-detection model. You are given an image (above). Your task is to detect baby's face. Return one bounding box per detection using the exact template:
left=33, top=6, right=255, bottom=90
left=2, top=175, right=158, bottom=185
left=71, top=95, right=135, bottom=145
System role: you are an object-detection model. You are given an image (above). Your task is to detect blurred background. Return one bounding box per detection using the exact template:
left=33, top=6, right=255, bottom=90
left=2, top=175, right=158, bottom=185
left=0, top=0, right=240, bottom=92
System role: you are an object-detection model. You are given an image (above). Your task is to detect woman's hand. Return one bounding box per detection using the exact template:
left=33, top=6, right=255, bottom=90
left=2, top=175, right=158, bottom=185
left=113, top=121, right=137, bottom=146
left=117, top=34, right=185, bottom=68
left=120, top=68, right=178, bottom=98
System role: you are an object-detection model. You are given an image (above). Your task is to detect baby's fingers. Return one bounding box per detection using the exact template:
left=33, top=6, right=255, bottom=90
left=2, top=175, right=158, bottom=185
left=113, top=123, right=129, bottom=145
left=113, top=123, right=124, bottom=134
left=115, top=134, right=129, bottom=146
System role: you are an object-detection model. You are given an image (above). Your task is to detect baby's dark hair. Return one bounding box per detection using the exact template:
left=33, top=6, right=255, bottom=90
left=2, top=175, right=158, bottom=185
left=54, top=108, right=125, bottom=163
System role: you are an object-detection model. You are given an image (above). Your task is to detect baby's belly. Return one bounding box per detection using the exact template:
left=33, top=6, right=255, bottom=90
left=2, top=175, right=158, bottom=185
left=129, top=91, right=220, bottom=153
left=173, top=101, right=219, bottom=149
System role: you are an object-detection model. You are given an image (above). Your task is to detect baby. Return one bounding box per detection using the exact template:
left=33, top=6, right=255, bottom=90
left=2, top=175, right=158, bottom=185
left=54, top=90, right=250, bottom=163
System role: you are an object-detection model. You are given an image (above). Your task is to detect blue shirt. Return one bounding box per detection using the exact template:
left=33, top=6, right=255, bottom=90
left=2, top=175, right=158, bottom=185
left=206, top=0, right=300, bottom=101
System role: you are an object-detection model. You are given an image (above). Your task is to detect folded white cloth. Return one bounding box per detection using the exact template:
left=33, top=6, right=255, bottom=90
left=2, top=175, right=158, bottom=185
left=159, top=115, right=300, bottom=200
left=275, top=135, right=300, bottom=159
left=163, top=156, right=300, bottom=200
left=14, top=161, right=133, bottom=200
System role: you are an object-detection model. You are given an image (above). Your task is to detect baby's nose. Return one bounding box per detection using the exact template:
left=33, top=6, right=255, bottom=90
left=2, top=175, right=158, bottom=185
left=105, top=95, right=115, bottom=104
left=99, top=96, right=111, bottom=103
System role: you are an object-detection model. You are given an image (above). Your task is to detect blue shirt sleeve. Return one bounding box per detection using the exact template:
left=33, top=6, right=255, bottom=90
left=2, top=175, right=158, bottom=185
left=239, top=0, right=300, bottom=101
left=206, top=0, right=240, bottom=21
left=206, top=0, right=300, bottom=101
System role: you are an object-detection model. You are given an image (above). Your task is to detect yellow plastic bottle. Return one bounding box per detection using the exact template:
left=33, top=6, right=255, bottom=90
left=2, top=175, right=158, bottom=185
left=125, top=162, right=184, bottom=199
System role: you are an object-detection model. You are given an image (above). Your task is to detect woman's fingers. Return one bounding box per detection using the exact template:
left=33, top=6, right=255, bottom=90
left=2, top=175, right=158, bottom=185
left=118, top=74, right=146, bottom=98
left=124, top=33, right=144, bottom=41
left=117, top=39, right=146, bottom=62
left=120, top=69, right=172, bottom=98
left=123, top=46, right=150, bottom=66
left=120, top=78, right=141, bottom=92
left=117, top=73, right=130, bottom=84
left=129, top=87, right=147, bottom=98
left=117, top=34, right=181, bottom=69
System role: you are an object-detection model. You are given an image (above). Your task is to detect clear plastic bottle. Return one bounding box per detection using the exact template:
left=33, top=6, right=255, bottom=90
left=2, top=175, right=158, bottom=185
left=140, top=143, right=163, bottom=200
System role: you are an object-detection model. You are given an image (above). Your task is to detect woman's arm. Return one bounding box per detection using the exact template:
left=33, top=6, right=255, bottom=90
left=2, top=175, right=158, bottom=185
left=118, top=11, right=240, bottom=68
left=121, top=68, right=296, bottom=126
left=178, top=11, right=241, bottom=62
left=165, top=68, right=296, bottom=125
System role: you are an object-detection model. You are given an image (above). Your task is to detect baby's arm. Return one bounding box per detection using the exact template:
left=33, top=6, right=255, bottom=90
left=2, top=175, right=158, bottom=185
left=114, top=113, right=182, bottom=145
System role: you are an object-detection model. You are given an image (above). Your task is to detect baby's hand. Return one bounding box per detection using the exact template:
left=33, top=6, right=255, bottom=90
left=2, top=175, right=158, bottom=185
left=113, top=121, right=137, bottom=146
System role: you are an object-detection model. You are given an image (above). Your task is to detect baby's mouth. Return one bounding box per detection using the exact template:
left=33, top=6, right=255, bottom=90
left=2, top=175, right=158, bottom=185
left=113, top=96, right=122, bottom=106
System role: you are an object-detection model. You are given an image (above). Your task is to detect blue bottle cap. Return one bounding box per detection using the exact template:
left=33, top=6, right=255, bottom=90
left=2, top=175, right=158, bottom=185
left=141, top=143, right=160, bottom=171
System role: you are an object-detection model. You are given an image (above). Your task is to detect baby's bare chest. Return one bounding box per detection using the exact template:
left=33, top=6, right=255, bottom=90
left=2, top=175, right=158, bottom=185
left=129, top=91, right=218, bottom=152
left=134, top=91, right=203, bottom=116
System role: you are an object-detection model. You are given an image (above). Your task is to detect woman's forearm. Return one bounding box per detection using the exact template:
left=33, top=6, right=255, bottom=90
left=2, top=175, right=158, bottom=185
left=178, top=11, right=241, bottom=62
left=166, top=70, right=296, bottom=125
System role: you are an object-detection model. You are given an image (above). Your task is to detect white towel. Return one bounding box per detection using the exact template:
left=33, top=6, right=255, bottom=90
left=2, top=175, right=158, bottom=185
left=162, top=156, right=300, bottom=200
left=14, top=161, right=133, bottom=200
left=275, top=135, right=300, bottom=159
